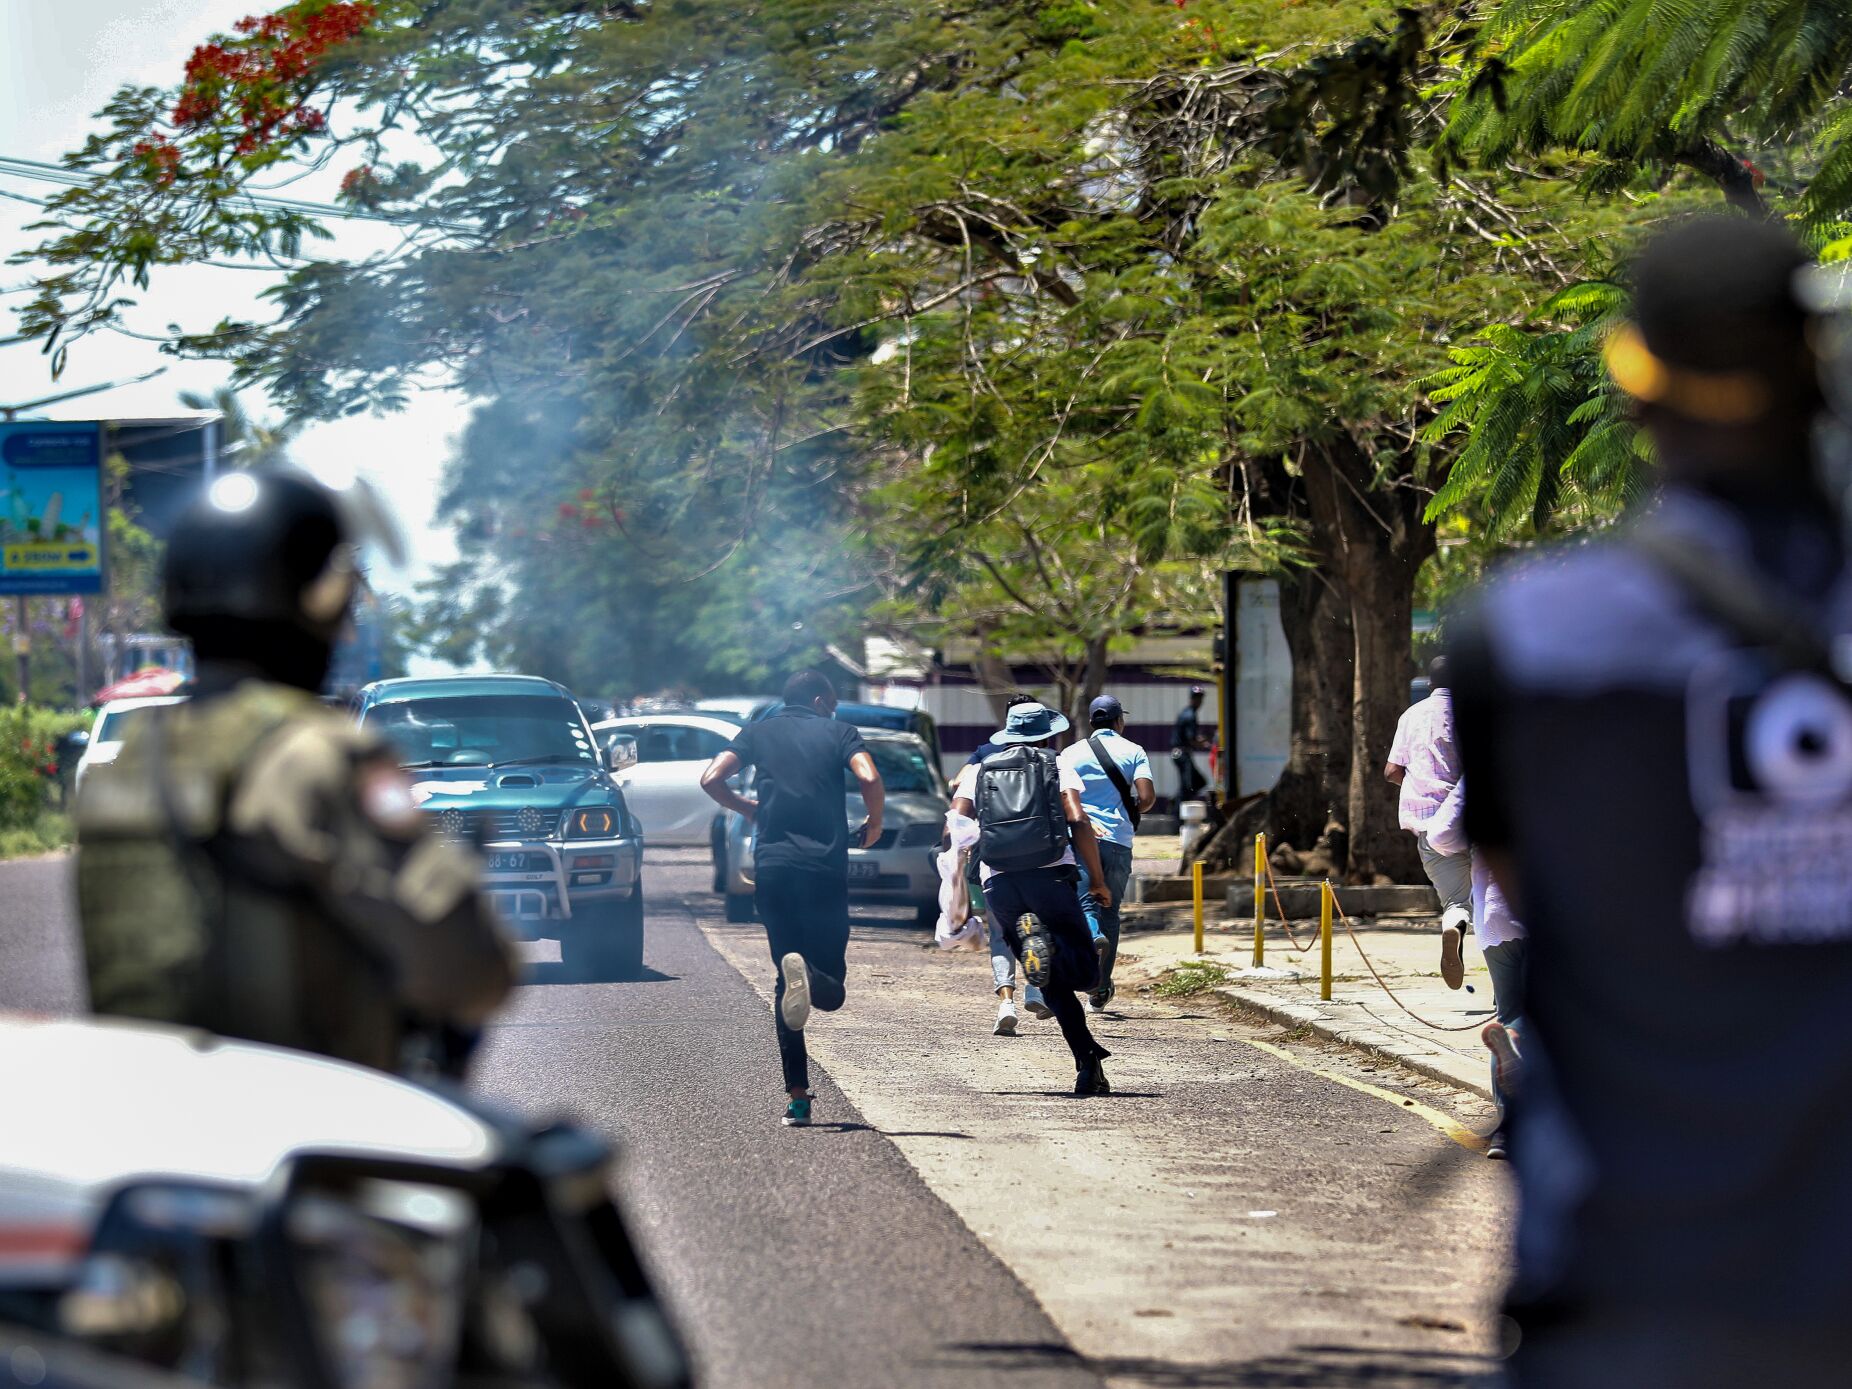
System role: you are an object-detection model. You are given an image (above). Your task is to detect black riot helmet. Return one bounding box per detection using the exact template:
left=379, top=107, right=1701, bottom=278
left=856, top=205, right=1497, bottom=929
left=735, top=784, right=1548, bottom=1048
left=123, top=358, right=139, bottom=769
left=164, top=468, right=395, bottom=690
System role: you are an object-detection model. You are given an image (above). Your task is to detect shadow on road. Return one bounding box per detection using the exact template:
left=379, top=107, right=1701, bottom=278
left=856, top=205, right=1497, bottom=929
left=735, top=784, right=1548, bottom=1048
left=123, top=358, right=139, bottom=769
left=938, top=1339, right=1502, bottom=1387
left=519, top=961, right=680, bottom=986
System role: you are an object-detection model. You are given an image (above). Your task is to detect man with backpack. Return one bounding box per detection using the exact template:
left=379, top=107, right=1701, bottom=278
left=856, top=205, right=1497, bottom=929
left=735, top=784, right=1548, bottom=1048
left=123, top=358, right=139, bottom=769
left=1059, top=695, right=1156, bottom=1012
left=951, top=701, right=1116, bottom=1094
left=1449, top=216, right=1852, bottom=1383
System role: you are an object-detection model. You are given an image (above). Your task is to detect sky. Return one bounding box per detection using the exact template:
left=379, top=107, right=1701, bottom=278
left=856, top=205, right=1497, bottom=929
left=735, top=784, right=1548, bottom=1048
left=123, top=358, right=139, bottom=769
left=0, top=0, right=467, bottom=609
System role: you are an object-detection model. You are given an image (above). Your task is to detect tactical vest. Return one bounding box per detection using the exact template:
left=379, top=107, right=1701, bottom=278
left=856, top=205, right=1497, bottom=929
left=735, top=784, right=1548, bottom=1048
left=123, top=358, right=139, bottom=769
left=75, top=682, right=402, bottom=1070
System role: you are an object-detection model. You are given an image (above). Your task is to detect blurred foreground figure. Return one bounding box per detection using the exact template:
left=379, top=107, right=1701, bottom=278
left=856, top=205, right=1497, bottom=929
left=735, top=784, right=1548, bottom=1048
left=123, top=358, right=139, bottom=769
left=75, top=469, right=515, bottom=1074
left=1450, top=216, right=1852, bottom=1385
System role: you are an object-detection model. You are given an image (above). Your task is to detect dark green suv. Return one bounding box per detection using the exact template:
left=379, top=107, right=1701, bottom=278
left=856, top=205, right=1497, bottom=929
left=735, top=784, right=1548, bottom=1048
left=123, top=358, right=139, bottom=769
left=354, top=675, right=647, bottom=978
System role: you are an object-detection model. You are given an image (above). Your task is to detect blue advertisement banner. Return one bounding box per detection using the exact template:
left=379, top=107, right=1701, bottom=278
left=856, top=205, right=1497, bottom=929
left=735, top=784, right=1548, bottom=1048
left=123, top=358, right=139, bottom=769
left=0, top=421, right=106, bottom=595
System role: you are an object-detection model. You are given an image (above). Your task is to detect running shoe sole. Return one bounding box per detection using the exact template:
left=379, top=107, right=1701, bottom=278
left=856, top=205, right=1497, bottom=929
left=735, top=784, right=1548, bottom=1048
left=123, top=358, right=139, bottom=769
left=1483, top=1021, right=1522, bottom=1098
left=993, top=1010, right=1018, bottom=1037
left=1440, top=924, right=1465, bottom=990
left=779, top=952, right=811, bottom=1031
left=1019, top=914, right=1055, bottom=990
left=1025, top=1000, right=1054, bottom=1020
left=782, top=1108, right=811, bottom=1128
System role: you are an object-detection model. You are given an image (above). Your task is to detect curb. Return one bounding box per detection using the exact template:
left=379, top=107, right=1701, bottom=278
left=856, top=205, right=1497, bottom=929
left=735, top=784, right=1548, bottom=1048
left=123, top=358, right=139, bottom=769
left=1209, top=982, right=1493, bottom=1102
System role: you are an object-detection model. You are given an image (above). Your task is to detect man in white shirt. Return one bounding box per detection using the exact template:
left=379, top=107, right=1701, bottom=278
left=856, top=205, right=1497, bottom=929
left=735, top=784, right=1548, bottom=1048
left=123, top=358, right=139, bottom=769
left=1385, top=656, right=1473, bottom=989
left=1059, top=695, right=1156, bottom=1012
left=953, top=702, right=1116, bottom=1095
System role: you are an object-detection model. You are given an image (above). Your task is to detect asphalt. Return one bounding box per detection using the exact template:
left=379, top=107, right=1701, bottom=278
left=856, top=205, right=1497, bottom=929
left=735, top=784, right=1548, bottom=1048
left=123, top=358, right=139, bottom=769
left=1, top=848, right=1512, bottom=1389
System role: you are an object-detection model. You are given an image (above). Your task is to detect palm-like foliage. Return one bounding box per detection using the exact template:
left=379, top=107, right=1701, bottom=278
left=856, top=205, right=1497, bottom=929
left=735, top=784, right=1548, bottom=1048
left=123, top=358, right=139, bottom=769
left=177, top=386, right=299, bottom=470
left=1444, top=0, right=1852, bottom=215
left=1420, top=279, right=1646, bottom=536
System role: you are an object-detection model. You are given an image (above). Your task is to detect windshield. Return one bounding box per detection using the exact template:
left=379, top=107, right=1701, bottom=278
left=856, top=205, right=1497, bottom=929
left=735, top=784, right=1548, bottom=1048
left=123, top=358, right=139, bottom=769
left=866, top=740, right=943, bottom=797
left=94, top=705, right=168, bottom=744
left=364, top=696, right=596, bottom=768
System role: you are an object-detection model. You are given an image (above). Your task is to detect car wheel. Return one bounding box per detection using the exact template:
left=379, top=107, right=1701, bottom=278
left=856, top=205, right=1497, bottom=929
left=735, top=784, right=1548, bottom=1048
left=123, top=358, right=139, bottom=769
left=914, top=901, right=940, bottom=932
left=724, top=891, right=756, bottom=923
left=564, top=881, right=646, bottom=981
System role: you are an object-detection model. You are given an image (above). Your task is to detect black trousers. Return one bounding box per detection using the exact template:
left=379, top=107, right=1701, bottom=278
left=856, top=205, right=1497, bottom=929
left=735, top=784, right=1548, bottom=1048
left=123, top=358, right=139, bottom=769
left=756, top=865, right=850, bottom=1092
left=1172, top=749, right=1206, bottom=805
left=981, top=866, right=1107, bottom=1069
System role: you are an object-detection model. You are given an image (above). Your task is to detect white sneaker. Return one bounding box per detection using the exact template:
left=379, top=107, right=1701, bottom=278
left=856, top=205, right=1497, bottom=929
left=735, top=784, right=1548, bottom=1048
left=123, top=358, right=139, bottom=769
left=994, top=1001, right=1019, bottom=1036
left=779, top=952, right=811, bottom=1031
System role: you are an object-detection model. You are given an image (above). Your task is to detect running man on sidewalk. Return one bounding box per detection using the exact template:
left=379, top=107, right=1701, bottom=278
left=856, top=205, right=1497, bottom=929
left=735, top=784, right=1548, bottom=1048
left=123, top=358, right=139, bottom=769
left=1385, top=656, right=1472, bottom=989
left=1059, top=695, right=1156, bottom=1013
left=700, top=669, right=885, bottom=1127
left=952, top=701, right=1116, bottom=1095
left=965, top=692, right=1051, bottom=1032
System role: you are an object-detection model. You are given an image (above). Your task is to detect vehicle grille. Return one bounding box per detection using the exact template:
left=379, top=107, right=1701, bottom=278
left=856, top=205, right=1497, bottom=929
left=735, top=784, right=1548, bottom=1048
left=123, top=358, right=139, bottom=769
left=897, top=823, right=941, bottom=848
left=432, top=806, right=556, bottom=841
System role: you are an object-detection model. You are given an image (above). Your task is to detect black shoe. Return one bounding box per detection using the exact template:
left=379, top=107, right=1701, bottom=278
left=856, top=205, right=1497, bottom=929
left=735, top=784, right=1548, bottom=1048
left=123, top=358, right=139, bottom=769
left=1018, top=914, right=1055, bottom=990
left=1483, top=1127, right=1509, bottom=1161
left=1073, top=1059, right=1111, bottom=1096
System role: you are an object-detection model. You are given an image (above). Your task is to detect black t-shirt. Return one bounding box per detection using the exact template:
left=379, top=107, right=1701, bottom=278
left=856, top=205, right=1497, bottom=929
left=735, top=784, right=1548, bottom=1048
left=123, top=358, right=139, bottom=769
left=1450, top=483, right=1852, bottom=1331
left=1172, top=706, right=1199, bottom=754
left=727, top=707, right=867, bottom=876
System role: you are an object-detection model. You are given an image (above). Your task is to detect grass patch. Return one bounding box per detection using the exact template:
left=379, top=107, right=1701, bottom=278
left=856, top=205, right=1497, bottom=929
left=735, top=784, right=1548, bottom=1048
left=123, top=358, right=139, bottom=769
left=0, top=812, right=72, bottom=860
left=1153, top=959, right=1232, bottom=997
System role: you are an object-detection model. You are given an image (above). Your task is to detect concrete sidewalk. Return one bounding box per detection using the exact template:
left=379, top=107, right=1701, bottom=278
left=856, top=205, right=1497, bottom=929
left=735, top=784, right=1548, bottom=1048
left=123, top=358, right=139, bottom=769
left=1117, top=914, right=1505, bottom=1102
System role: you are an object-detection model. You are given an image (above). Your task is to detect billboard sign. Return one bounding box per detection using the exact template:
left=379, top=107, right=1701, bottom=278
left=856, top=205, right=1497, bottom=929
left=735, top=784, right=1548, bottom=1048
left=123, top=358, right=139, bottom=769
left=0, top=421, right=106, bottom=595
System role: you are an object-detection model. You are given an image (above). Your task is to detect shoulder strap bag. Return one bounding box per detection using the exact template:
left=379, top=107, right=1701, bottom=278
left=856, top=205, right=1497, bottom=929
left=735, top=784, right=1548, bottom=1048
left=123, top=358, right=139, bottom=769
left=1087, top=733, right=1142, bottom=830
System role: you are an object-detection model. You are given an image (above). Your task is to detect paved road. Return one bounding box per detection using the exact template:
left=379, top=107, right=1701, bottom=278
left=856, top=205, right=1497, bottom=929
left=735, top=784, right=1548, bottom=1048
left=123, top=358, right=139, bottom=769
left=0, top=848, right=1511, bottom=1388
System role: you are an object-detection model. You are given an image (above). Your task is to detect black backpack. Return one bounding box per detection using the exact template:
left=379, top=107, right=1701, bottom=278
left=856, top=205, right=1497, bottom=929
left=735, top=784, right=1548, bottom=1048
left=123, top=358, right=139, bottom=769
left=974, top=744, right=1068, bottom=873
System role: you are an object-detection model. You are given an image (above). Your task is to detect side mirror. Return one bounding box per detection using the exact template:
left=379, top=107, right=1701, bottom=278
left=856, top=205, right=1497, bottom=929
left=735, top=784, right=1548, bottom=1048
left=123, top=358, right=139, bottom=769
left=602, top=732, right=639, bottom=772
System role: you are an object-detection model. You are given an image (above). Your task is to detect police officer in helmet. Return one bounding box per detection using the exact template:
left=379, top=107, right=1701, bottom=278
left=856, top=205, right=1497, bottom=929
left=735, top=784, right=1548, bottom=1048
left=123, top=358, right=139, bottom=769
left=76, top=468, right=516, bottom=1075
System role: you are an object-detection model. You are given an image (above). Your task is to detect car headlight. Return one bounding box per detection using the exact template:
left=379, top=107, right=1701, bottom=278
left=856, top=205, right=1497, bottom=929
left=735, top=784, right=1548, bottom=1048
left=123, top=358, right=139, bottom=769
left=566, top=806, right=618, bottom=838
left=58, top=1183, right=259, bottom=1369
left=287, top=1179, right=471, bottom=1389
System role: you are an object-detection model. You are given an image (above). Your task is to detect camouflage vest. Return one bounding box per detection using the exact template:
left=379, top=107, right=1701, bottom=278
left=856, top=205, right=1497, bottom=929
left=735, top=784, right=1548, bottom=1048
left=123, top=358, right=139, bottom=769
left=75, top=682, right=401, bottom=1068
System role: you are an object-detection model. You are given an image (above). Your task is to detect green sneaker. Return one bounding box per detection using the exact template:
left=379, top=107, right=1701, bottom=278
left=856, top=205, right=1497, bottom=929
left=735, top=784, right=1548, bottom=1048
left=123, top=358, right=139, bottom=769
left=782, top=1096, right=813, bottom=1127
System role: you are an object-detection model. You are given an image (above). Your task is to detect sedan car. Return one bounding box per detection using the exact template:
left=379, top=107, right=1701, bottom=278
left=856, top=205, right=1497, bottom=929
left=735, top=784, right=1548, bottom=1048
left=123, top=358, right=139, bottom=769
left=72, top=696, right=188, bottom=793
left=716, top=730, right=948, bottom=926
left=591, top=713, right=741, bottom=847
left=354, top=675, right=647, bottom=978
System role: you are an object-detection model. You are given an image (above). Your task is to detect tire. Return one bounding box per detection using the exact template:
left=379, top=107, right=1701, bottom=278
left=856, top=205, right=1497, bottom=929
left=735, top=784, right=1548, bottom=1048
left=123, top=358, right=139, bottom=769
left=564, top=881, right=646, bottom=981
left=914, top=901, right=940, bottom=931
left=724, top=891, right=756, bottom=923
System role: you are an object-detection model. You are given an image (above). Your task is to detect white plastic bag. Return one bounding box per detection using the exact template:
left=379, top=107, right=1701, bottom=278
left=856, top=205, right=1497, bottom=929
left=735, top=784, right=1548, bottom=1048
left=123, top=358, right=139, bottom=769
left=934, top=809, right=985, bottom=950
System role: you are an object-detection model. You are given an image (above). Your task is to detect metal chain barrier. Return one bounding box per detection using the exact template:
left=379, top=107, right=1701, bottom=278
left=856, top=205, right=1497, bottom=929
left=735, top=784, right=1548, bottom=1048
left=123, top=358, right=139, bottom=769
left=1323, top=881, right=1487, bottom=1033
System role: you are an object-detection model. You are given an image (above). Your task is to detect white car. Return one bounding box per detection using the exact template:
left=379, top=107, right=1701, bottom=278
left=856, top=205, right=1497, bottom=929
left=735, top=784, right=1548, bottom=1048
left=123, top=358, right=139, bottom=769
left=0, top=1014, right=689, bottom=1388
left=72, top=696, right=188, bottom=792
left=591, top=713, right=741, bottom=847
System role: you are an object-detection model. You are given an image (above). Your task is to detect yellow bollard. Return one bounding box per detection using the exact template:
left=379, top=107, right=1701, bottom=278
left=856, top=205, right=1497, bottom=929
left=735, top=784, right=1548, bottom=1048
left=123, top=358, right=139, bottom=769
left=1252, top=831, right=1266, bottom=966
left=1191, top=860, right=1205, bottom=955
left=1320, top=879, right=1334, bottom=1001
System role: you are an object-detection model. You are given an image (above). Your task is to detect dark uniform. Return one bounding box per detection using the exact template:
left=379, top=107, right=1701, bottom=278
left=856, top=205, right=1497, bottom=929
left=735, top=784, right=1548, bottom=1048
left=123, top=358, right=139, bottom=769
left=1450, top=218, right=1852, bottom=1385
left=75, top=469, right=514, bottom=1074
left=77, top=682, right=512, bottom=1072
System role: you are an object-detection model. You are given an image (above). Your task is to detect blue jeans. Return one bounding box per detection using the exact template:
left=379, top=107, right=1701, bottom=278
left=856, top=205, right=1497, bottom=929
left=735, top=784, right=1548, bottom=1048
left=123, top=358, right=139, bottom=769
left=1483, top=937, right=1528, bottom=1118
left=1078, top=840, right=1134, bottom=992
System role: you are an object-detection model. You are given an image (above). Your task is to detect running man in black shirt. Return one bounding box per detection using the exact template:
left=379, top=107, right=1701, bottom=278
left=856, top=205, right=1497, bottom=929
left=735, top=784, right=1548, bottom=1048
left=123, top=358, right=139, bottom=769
left=701, top=669, right=885, bottom=1126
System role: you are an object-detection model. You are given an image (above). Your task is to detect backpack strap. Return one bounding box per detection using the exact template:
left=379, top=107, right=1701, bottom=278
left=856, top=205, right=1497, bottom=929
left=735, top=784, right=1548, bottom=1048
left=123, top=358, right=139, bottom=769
left=1088, top=733, right=1141, bottom=830
left=1629, top=517, right=1838, bottom=677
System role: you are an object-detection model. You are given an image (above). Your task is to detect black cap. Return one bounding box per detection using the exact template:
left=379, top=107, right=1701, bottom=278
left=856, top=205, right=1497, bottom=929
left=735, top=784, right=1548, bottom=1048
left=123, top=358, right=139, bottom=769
left=163, top=470, right=356, bottom=641
left=1634, top=216, right=1811, bottom=375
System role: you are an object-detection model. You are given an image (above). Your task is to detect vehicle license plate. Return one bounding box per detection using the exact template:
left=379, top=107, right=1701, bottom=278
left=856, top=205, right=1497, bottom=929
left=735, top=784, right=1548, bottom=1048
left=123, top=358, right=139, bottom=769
left=487, top=853, right=535, bottom=871
left=846, top=859, right=880, bottom=881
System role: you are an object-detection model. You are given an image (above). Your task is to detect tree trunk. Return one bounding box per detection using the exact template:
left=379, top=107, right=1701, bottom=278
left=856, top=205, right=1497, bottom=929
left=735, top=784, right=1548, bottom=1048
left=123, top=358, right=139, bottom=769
left=1303, top=438, right=1433, bottom=883
left=1078, top=632, right=1110, bottom=727
left=1269, top=565, right=1353, bottom=854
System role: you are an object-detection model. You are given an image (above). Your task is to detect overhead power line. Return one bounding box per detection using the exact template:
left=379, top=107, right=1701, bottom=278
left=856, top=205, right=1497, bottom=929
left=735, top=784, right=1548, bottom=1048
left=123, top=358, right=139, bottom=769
left=0, top=153, right=469, bottom=233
